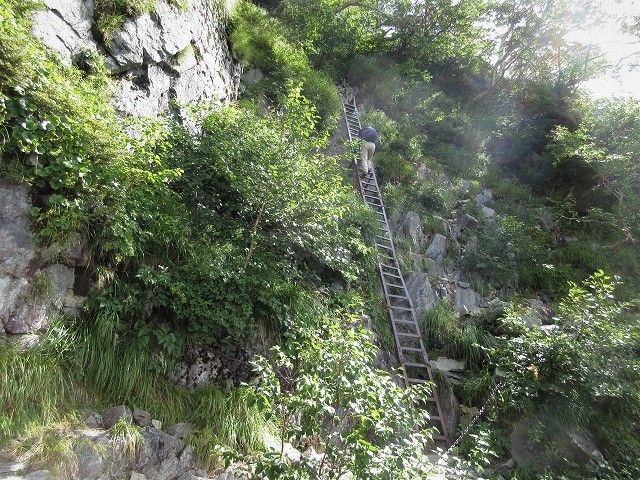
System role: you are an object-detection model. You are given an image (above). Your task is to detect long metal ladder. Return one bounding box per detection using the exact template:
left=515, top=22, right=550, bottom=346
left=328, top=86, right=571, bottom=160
left=341, top=92, right=449, bottom=444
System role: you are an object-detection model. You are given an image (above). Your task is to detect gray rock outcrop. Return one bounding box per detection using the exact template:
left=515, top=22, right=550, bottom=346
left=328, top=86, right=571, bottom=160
left=1, top=180, right=46, bottom=335
left=426, top=234, right=448, bottom=264
left=455, top=282, right=478, bottom=314
left=1, top=180, right=92, bottom=336
left=511, top=417, right=602, bottom=469
left=31, top=0, right=240, bottom=118
left=405, top=272, right=436, bottom=317
left=474, top=189, right=493, bottom=207
left=396, top=211, right=426, bottom=253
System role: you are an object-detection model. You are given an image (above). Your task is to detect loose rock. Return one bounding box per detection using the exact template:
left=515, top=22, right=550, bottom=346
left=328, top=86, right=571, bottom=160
left=103, top=405, right=133, bottom=429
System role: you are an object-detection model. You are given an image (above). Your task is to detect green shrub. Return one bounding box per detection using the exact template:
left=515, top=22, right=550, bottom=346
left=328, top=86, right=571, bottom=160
left=240, top=323, right=438, bottom=479
left=497, top=272, right=640, bottom=475
left=229, top=1, right=340, bottom=134
left=94, top=0, right=156, bottom=38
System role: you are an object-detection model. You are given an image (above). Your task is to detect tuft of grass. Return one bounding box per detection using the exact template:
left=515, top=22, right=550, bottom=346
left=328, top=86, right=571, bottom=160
left=458, top=321, right=492, bottom=371
left=0, top=325, right=76, bottom=443
left=187, top=386, right=269, bottom=469
left=454, top=368, right=495, bottom=406
left=110, top=417, right=143, bottom=460
left=421, top=301, right=493, bottom=372
left=12, top=422, right=80, bottom=478
left=421, top=301, right=459, bottom=356
left=94, top=0, right=157, bottom=39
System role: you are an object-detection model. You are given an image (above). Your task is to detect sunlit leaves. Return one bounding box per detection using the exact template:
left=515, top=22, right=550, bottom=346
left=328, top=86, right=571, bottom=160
left=244, top=324, right=436, bottom=479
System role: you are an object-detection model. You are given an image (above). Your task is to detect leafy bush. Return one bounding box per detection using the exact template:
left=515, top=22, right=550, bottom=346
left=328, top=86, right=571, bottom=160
left=233, top=323, right=438, bottom=479
left=497, top=272, right=640, bottom=476
left=230, top=1, right=340, bottom=133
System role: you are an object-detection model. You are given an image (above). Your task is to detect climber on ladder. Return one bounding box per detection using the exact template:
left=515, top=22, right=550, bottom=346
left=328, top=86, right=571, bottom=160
left=358, top=125, right=378, bottom=177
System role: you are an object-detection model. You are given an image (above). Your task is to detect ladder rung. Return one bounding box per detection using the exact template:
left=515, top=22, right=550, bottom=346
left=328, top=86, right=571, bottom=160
left=407, top=377, right=430, bottom=384
left=393, top=318, right=416, bottom=324
left=386, top=282, right=404, bottom=288
left=388, top=294, right=408, bottom=299
left=404, top=361, right=428, bottom=368
left=390, top=306, right=412, bottom=311
left=380, top=263, right=399, bottom=270
left=400, top=346, right=423, bottom=352
left=398, top=332, right=420, bottom=338
left=382, top=271, right=401, bottom=279
left=376, top=244, right=392, bottom=250
left=379, top=255, right=395, bottom=261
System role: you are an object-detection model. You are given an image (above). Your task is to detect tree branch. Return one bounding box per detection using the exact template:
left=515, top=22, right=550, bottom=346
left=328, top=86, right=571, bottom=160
left=334, top=0, right=393, bottom=20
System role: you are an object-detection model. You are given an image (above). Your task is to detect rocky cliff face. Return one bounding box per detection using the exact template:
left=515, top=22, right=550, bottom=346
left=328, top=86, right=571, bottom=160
left=1, top=0, right=240, bottom=337
left=0, top=180, right=90, bottom=337
left=31, top=0, right=241, bottom=117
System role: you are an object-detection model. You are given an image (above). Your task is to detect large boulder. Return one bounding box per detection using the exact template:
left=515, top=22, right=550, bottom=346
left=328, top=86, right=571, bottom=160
left=457, top=214, right=478, bottom=230
left=405, top=272, right=436, bottom=317
left=510, top=418, right=537, bottom=467
left=43, top=264, right=75, bottom=308
left=0, top=180, right=47, bottom=334
left=474, top=188, right=493, bottom=207
left=75, top=441, right=104, bottom=480
left=511, top=418, right=602, bottom=469
left=426, top=234, right=448, bottom=264
left=102, top=405, right=133, bottom=429
left=436, top=380, right=460, bottom=443
left=135, top=427, right=200, bottom=480
left=166, top=423, right=194, bottom=440
left=397, top=211, right=426, bottom=253
left=455, top=282, right=478, bottom=314
left=432, top=357, right=466, bottom=373
left=133, top=409, right=153, bottom=428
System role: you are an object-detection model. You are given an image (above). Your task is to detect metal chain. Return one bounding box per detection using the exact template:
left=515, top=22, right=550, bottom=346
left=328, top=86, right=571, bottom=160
left=438, top=379, right=504, bottom=459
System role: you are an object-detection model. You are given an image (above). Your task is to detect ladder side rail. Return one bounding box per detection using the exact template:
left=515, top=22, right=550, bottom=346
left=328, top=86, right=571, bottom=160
left=367, top=171, right=404, bottom=270
left=379, top=263, right=411, bottom=387
left=342, top=97, right=367, bottom=200
left=408, top=310, right=450, bottom=440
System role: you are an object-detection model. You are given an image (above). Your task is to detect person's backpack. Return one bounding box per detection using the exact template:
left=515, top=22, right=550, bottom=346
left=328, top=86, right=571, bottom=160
left=358, top=126, right=378, bottom=143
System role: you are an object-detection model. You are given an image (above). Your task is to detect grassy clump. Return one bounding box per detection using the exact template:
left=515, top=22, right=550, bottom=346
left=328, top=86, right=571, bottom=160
left=110, top=417, right=143, bottom=460
left=0, top=326, right=77, bottom=443
left=94, top=0, right=157, bottom=38
left=420, top=301, right=494, bottom=372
